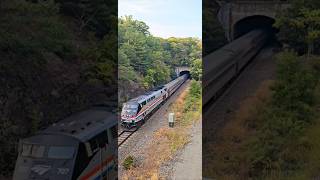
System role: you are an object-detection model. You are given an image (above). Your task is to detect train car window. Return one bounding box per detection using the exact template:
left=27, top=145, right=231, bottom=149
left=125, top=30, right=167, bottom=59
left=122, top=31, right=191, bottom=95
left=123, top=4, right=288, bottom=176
left=31, top=145, right=45, bottom=158
left=89, top=130, right=109, bottom=150
left=110, top=125, right=117, bottom=139
left=48, top=146, right=75, bottom=159
left=142, top=101, right=146, bottom=106
left=89, top=139, right=98, bottom=152
left=137, top=105, right=142, bottom=113
left=21, top=144, right=32, bottom=156
left=97, top=130, right=109, bottom=147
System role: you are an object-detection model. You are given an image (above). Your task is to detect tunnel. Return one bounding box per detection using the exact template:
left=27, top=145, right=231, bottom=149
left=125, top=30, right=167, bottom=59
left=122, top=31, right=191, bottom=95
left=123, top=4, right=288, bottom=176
left=233, top=15, right=278, bottom=39
left=179, top=70, right=190, bottom=78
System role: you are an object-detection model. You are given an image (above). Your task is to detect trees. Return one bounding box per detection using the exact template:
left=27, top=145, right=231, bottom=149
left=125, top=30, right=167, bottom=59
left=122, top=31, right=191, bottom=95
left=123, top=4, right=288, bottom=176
left=57, top=0, right=117, bottom=37
left=275, top=0, right=320, bottom=55
left=0, top=0, right=117, bottom=176
left=203, top=0, right=227, bottom=55
left=118, top=16, right=201, bottom=95
left=191, top=59, right=202, bottom=81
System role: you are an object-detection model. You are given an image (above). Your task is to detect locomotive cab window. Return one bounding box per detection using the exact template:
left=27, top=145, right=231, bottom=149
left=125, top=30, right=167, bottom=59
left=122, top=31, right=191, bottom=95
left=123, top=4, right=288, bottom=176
left=31, top=145, right=45, bottom=158
left=89, top=130, right=109, bottom=151
left=48, top=146, right=75, bottom=159
left=21, top=144, right=45, bottom=158
left=21, top=144, right=32, bottom=157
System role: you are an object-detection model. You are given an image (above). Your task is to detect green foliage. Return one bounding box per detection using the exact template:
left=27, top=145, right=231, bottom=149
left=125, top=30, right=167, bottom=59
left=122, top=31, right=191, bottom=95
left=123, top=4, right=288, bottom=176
left=57, top=0, right=117, bottom=37
left=275, top=0, right=320, bottom=55
left=0, top=0, right=116, bottom=177
left=203, top=0, right=227, bottom=55
left=143, top=60, right=170, bottom=88
left=81, top=34, right=117, bottom=86
left=118, top=16, right=201, bottom=102
left=0, top=0, right=74, bottom=60
left=184, top=81, right=202, bottom=113
left=123, top=155, right=136, bottom=170
left=247, top=52, right=320, bottom=177
left=191, top=58, right=202, bottom=80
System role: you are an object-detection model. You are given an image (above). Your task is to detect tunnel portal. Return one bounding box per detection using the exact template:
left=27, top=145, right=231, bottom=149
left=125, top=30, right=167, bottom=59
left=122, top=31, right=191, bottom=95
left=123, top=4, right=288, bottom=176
left=233, top=15, right=278, bottom=39
left=179, top=70, right=190, bottom=78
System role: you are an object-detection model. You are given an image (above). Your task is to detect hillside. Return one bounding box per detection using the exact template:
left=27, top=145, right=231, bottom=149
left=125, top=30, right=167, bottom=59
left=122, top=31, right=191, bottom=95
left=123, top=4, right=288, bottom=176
left=118, top=16, right=202, bottom=104
left=203, top=0, right=227, bottom=55
left=0, top=0, right=116, bottom=176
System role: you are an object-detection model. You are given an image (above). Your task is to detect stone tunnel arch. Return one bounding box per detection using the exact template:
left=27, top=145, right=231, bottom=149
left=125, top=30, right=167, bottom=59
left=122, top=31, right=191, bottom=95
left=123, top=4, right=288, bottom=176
left=175, top=66, right=190, bottom=77
left=233, top=15, right=277, bottom=39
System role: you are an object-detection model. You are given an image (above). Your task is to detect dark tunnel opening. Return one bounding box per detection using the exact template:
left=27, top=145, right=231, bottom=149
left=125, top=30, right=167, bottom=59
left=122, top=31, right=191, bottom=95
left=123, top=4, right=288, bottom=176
left=234, top=15, right=278, bottom=39
left=179, top=71, right=190, bottom=78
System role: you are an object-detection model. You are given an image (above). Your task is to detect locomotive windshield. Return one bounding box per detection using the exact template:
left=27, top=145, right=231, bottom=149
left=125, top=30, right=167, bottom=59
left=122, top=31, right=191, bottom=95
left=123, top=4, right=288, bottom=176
left=22, top=144, right=45, bottom=158
left=21, top=143, right=75, bottom=159
left=122, top=103, right=138, bottom=115
left=48, top=146, right=75, bottom=159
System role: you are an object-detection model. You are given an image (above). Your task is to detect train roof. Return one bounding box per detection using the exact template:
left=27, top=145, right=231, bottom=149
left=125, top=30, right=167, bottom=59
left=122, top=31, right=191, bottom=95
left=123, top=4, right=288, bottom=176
left=39, top=106, right=117, bottom=142
left=125, top=75, right=188, bottom=105
left=126, top=89, right=162, bottom=104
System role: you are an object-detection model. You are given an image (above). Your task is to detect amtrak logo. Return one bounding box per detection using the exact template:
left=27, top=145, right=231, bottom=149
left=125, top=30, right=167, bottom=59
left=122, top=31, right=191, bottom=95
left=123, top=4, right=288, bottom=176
left=31, top=165, right=51, bottom=175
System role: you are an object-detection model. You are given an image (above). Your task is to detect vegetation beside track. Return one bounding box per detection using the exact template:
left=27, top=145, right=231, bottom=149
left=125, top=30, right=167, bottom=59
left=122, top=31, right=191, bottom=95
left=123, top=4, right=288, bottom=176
left=209, top=52, right=320, bottom=179
left=122, top=80, right=201, bottom=179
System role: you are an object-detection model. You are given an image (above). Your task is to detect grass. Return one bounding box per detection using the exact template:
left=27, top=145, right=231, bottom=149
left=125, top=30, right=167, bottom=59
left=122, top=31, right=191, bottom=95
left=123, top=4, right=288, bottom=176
left=204, top=80, right=273, bottom=179
left=159, top=129, right=189, bottom=152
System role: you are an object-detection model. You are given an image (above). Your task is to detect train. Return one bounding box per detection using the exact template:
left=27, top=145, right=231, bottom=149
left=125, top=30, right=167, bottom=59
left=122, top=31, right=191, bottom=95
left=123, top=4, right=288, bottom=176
left=203, top=29, right=269, bottom=106
left=13, top=106, right=118, bottom=180
left=121, top=74, right=189, bottom=128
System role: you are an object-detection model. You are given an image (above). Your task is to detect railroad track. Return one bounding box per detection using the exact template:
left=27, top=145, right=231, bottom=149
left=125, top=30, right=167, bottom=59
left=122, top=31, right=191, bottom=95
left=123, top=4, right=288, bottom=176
left=117, top=79, right=190, bottom=147
left=118, top=127, right=139, bottom=146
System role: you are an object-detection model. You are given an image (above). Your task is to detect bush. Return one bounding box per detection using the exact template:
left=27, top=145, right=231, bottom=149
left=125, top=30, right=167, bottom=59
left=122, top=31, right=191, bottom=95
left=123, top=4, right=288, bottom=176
left=184, top=80, right=201, bottom=112
left=123, top=155, right=136, bottom=170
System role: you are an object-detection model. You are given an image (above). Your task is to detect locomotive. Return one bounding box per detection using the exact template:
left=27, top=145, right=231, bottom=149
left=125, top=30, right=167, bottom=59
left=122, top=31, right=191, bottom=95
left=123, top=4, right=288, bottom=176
left=203, top=29, right=270, bottom=106
left=13, top=106, right=118, bottom=180
left=121, top=74, right=189, bottom=128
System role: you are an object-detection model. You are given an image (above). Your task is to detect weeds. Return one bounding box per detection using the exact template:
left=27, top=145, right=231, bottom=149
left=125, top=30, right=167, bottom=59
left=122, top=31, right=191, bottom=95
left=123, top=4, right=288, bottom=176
left=123, top=156, right=136, bottom=170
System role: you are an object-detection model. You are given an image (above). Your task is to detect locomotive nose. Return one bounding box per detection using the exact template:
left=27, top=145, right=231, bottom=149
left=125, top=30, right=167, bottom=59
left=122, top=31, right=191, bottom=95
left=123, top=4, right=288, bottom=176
left=13, top=160, right=73, bottom=180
